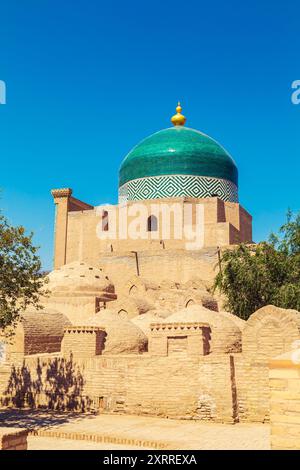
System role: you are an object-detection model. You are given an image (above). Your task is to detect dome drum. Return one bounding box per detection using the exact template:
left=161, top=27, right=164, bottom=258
left=119, top=174, right=238, bottom=203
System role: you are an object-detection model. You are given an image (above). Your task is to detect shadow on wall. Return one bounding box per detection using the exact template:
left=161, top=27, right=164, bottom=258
left=1, top=354, right=92, bottom=413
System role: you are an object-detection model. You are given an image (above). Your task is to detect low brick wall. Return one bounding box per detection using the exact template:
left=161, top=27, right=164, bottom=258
left=0, top=353, right=237, bottom=423
left=79, top=354, right=236, bottom=422
left=0, top=427, right=28, bottom=450
left=234, top=355, right=271, bottom=423
left=269, top=351, right=300, bottom=450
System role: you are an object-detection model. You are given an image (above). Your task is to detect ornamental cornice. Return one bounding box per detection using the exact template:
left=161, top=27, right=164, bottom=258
left=150, top=321, right=210, bottom=332
left=51, top=188, right=73, bottom=198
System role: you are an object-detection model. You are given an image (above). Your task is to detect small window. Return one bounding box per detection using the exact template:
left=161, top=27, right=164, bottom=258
left=102, top=210, right=109, bottom=231
left=147, top=215, right=158, bottom=232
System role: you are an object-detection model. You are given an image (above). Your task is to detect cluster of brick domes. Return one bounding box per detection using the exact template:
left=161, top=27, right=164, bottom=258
left=14, top=262, right=247, bottom=357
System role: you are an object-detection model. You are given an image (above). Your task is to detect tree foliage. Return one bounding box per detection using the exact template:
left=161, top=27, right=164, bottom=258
left=0, top=214, right=45, bottom=334
left=214, top=210, right=300, bottom=320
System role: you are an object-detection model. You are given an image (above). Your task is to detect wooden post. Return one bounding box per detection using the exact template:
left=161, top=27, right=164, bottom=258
left=131, top=251, right=140, bottom=277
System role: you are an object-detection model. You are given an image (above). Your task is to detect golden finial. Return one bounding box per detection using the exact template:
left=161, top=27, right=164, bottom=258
left=171, top=101, right=186, bottom=126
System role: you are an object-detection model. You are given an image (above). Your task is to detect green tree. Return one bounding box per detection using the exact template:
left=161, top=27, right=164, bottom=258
left=214, top=211, right=300, bottom=320
left=0, top=214, right=45, bottom=334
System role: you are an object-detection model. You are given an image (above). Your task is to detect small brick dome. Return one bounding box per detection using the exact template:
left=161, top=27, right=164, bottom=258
left=243, top=305, right=300, bottom=358
left=131, top=310, right=172, bottom=336
left=47, top=261, right=115, bottom=297
left=7, top=308, right=71, bottom=358
left=84, top=310, right=148, bottom=355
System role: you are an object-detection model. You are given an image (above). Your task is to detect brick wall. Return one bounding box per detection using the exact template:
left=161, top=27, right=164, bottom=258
left=149, top=323, right=210, bottom=357
left=0, top=428, right=28, bottom=450
left=234, top=355, right=271, bottom=422
left=59, top=196, right=252, bottom=271
left=2, top=306, right=298, bottom=426
left=236, top=306, right=300, bottom=423
left=270, top=351, right=300, bottom=450
left=62, top=326, right=106, bottom=358
left=82, top=354, right=236, bottom=422
left=0, top=352, right=236, bottom=423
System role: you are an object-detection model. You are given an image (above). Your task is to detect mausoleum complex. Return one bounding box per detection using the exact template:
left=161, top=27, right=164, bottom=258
left=1, top=104, right=299, bottom=450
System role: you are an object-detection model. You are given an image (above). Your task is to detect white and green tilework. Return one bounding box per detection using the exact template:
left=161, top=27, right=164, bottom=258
left=119, top=175, right=238, bottom=203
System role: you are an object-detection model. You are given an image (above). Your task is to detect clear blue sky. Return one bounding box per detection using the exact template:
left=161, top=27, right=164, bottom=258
left=0, top=0, right=299, bottom=270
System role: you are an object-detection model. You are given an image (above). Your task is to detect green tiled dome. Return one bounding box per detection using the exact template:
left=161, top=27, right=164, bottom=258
left=119, top=126, right=238, bottom=187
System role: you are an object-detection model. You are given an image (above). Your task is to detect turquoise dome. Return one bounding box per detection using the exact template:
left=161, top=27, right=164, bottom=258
left=119, top=127, right=238, bottom=187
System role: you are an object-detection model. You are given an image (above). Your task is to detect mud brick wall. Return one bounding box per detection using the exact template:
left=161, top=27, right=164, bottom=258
left=62, top=327, right=106, bottom=358
left=0, top=348, right=279, bottom=425
left=234, top=306, right=300, bottom=423
left=0, top=428, right=28, bottom=450
left=0, top=352, right=236, bottom=422
left=80, top=354, right=236, bottom=422
left=234, top=355, right=270, bottom=423
left=270, top=352, right=300, bottom=450
left=149, top=323, right=210, bottom=357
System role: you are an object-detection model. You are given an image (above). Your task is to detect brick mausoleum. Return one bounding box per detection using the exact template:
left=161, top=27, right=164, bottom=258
left=0, top=104, right=299, bottom=450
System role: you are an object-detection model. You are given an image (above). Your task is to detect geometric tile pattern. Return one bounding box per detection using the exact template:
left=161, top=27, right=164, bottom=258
left=119, top=175, right=238, bottom=204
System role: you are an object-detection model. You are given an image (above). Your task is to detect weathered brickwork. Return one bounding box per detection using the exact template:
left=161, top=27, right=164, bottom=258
left=0, top=428, right=28, bottom=450
left=234, top=306, right=300, bottom=423
left=149, top=322, right=210, bottom=357
left=62, top=326, right=106, bottom=358
left=1, top=310, right=70, bottom=365
left=270, top=352, right=300, bottom=450
left=2, top=304, right=299, bottom=427
left=1, top=247, right=300, bottom=451
left=0, top=353, right=236, bottom=422
left=53, top=194, right=252, bottom=272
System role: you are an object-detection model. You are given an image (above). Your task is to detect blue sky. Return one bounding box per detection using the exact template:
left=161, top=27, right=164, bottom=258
left=0, top=0, right=299, bottom=270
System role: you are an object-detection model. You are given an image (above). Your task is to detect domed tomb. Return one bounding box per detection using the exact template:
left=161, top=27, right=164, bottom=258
left=131, top=309, right=172, bottom=337
left=155, top=304, right=242, bottom=354
left=2, top=308, right=71, bottom=362
left=243, top=305, right=300, bottom=359
left=44, top=261, right=117, bottom=322
left=83, top=310, right=148, bottom=355
left=47, top=261, right=115, bottom=297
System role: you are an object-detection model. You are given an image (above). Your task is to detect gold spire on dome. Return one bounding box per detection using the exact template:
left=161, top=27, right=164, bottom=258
left=171, top=101, right=186, bottom=126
